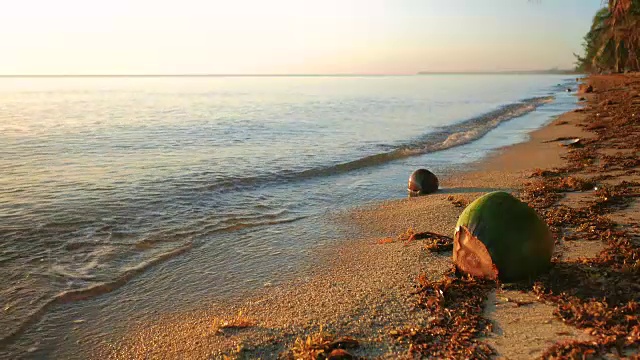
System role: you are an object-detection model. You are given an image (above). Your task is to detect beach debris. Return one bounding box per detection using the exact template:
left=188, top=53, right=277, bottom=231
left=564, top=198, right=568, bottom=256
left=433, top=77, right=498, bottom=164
left=393, top=269, right=495, bottom=358
left=543, top=136, right=583, bottom=147
left=376, top=237, right=394, bottom=244
left=422, top=234, right=454, bottom=253
left=543, top=136, right=574, bottom=143
left=599, top=99, right=614, bottom=107
left=397, top=227, right=417, bottom=242
left=327, top=337, right=359, bottom=350
left=446, top=195, right=469, bottom=207
left=578, top=84, right=594, bottom=94
left=543, top=136, right=584, bottom=147
left=215, top=311, right=255, bottom=332
left=453, top=191, right=554, bottom=281
left=530, top=168, right=560, bottom=177
left=397, top=228, right=453, bottom=251
left=327, top=349, right=354, bottom=360
left=408, top=168, right=439, bottom=196
left=560, top=138, right=582, bottom=148
left=287, top=328, right=359, bottom=360
left=497, top=296, right=534, bottom=307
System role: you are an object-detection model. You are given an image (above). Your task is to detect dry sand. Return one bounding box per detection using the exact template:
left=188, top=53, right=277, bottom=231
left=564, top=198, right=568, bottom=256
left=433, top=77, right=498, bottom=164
left=100, top=75, right=640, bottom=359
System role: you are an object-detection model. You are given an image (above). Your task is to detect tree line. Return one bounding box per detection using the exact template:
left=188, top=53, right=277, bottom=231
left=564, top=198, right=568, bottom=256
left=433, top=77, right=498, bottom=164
left=575, top=0, right=640, bottom=73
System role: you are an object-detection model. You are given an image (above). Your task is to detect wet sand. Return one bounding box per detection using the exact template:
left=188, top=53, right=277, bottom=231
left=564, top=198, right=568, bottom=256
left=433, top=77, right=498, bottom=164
left=100, top=74, right=640, bottom=359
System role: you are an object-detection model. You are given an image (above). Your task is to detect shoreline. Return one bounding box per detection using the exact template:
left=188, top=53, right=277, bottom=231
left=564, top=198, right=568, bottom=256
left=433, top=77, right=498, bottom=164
left=98, top=74, right=638, bottom=358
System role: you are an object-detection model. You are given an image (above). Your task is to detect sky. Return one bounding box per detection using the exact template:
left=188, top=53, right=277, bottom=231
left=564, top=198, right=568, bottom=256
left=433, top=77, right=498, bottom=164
left=0, top=0, right=604, bottom=75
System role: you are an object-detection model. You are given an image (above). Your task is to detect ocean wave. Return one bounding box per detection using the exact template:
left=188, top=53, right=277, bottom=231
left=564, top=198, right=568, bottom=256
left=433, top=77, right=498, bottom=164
left=0, top=210, right=309, bottom=349
left=0, top=243, right=192, bottom=349
left=197, top=96, right=554, bottom=192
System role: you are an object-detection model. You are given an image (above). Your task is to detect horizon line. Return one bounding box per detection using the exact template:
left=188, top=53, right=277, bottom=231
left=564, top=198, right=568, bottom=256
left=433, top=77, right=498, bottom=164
left=0, top=70, right=577, bottom=78
left=0, top=73, right=407, bottom=78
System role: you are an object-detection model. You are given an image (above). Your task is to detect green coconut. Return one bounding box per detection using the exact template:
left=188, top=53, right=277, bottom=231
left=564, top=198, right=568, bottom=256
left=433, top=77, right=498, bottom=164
left=453, top=191, right=554, bottom=282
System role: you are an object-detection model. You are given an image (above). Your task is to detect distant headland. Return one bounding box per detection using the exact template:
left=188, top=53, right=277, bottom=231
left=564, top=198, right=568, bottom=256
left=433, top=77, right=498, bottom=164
left=417, top=68, right=579, bottom=75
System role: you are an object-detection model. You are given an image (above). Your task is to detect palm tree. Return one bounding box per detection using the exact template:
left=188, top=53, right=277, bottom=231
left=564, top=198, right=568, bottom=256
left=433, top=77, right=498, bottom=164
left=609, top=0, right=634, bottom=22
left=576, top=0, right=640, bottom=72
left=605, top=0, right=640, bottom=71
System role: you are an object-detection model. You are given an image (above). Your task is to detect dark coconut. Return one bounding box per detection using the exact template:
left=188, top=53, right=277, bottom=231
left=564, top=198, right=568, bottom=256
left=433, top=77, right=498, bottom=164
left=453, top=191, right=554, bottom=282
left=408, top=169, right=439, bottom=195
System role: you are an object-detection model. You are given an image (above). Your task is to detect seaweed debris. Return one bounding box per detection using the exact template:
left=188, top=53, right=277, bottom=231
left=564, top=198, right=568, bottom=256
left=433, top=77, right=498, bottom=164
left=422, top=234, right=454, bottom=253
left=215, top=311, right=256, bottom=333
left=396, top=228, right=454, bottom=252
left=519, top=75, right=640, bottom=358
left=285, top=328, right=359, bottom=360
left=446, top=195, right=469, bottom=208
left=391, top=269, right=496, bottom=359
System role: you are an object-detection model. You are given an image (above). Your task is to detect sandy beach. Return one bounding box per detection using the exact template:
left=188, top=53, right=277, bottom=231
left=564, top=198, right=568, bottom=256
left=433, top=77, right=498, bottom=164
left=100, top=74, right=640, bottom=359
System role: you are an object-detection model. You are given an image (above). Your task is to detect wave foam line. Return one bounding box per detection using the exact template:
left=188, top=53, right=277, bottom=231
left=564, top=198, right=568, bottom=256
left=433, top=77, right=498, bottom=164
left=0, top=242, right=192, bottom=349
left=197, top=96, right=554, bottom=193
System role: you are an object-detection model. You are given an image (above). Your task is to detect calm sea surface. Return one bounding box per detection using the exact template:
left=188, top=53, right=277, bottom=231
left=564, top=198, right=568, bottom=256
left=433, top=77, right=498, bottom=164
left=0, top=75, right=578, bottom=357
